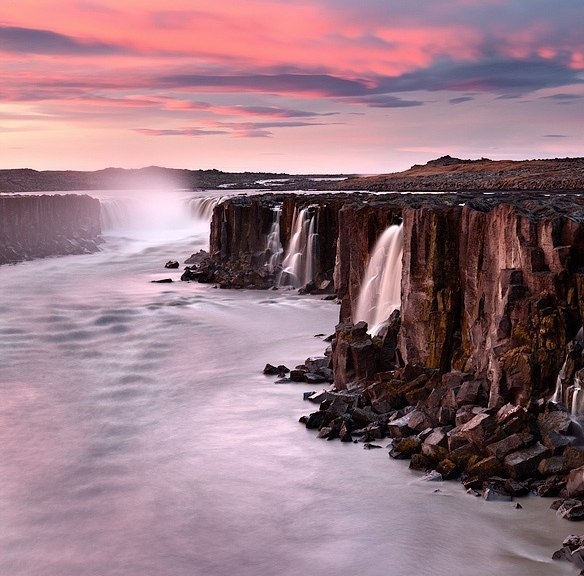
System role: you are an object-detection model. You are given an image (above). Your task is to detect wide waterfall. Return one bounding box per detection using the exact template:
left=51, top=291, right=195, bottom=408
left=278, top=206, right=318, bottom=288
left=265, top=206, right=283, bottom=273
left=99, top=191, right=219, bottom=245
left=354, top=224, right=403, bottom=334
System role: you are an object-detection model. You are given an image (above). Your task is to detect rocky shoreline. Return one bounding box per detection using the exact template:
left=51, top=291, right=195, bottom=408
left=176, top=176, right=584, bottom=572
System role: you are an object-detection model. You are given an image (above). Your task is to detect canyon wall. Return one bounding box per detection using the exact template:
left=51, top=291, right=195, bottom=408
left=0, top=194, right=102, bottom=265
left=204, top=192, right=584, bottom=407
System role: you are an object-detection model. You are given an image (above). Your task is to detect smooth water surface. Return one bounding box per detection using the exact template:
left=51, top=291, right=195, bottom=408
left=0, top=190, right=574, bottom=576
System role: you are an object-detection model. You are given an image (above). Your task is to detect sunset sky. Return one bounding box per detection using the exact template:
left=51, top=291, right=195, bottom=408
left=1, top=0, right=583, bottom=174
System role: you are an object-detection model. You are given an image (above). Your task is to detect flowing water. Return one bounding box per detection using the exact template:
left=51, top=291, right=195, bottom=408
left=354, top=224, right=403, bottom=334
left=0, top=190, right=574, bottom=576
left=278, top=206, right=318, bottom=288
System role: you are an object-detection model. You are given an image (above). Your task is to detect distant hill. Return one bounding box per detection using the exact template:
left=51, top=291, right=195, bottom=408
left=0, top=157, right=583, bottom=193
left=334, top=156, right=584, bottom=192
left=0, top=166, right=350, bottom=193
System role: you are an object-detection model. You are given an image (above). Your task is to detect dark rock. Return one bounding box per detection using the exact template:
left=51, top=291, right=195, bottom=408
left=565, top=447, right=584, bottom=470
left=538, top=411, right=573, bottom=436
left=486, top=433, right=527, bottom=461
left=290, top=369, right=308, bottom=382
left=390, top=437, right=422, bottom=459
left=556, top=499, right=584, bottom=521
left=304, top=411, right=328, bottom=430
left=363, top=443, right=383, bottom=450
left=504, top=442, right=551, bottom=480
left=568, top=466, right=584, bottom=497
left=459, top=413, right=497, bottom=448
left=436, top=459, right=459, bottom=480
left=263, top=363, right=290, bottom=375
left=538, top=456, right=568, bottom=477
left=164, top=260, right=180, bottom=268
left=543, top=429, right=574, bottom=455
left=151, top=278, right=173, bottom=283
left=466, top=456, right=503, bottom=481
left=409, top=453, right=432, bottom=471
left=304, top=372, right=328, bottom=384
left=483, top=482, right=513, bottom=502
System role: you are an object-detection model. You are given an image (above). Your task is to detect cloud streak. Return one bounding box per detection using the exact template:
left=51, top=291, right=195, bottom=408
left=0, top=1, right=582, bottom=172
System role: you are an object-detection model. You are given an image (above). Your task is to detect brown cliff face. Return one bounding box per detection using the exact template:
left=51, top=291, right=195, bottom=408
left=0, top=194, right=102, bottom=265
left=206, top=193, right=350, bottom=288
left=204, top=191, right=584, bottom=407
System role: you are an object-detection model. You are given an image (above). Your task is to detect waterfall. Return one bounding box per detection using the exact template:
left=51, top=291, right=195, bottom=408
left=354, top=224, right=403, bottom=334
left=188, top=196, right=225, bottom=222
left=278, top=206, right=318, bottom=288
left=551, top=328, right=584, bottom=416
left=265, top=206, right=283, bottom=273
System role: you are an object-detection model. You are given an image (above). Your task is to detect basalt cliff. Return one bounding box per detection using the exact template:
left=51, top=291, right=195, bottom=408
left=0, top=194, right=102, bottom=265
left=190, top=184, right=584, bottom=513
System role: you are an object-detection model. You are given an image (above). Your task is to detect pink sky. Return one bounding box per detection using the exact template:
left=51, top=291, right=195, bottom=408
left=1, top=0, right=583, bottom=174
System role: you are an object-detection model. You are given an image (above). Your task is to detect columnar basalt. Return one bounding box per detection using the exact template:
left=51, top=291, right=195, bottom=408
left=0, top=194, right=102, bottom=265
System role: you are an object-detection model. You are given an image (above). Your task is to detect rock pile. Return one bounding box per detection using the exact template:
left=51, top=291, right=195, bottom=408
left=299, top=353, right=584, bottom=507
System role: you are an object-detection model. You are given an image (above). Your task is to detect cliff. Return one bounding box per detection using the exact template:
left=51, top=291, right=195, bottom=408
left=0, top=194, right=102, bottom=265
left=198, top=191, right=584, bottom=409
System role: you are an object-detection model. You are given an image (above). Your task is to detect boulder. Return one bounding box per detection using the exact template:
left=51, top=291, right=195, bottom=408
left=164, top=260, right=180, bottom=268
left=537, top=411, right=573, bottom=436
left=466, top=456, right=503, bottom=481
left=568, top=466, right=584, bottom=497
left=538, top=456, right=567, bottom=477
left=389, top=437, right=421, bottom=459
left=263, top=363, right=290, bottom=376
left=564, top=447, right=584, bottom=470
left=459, top=412, right=497, bottom=448
left=504, top=442, right=551, bottom=480
left=486, top=433, right=527, bottom=461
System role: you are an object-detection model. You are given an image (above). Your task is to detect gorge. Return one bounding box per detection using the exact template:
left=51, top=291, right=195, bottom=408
left=2, top=162, right=584, bottom=574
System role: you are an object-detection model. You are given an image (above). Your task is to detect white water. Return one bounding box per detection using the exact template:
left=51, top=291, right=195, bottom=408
left=265, top=206, right=283, bottom=273
left=354, top=224, right=403, bottom=334
left=278, top=206, right=318, bottom=288
left=0, top=190, right=573, bottom=576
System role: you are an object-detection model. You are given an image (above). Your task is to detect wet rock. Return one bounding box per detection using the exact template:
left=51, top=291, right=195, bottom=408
left=436, top=458, right=459, bottom=480
left=568, top=466, right=584, bottom=497
left=486, top=433, right=528, bottom=461
left=538, top=411, right=573, bottom=436
left=263, top=363, right=290, bottom=376
left=543, top=429, right=574, bottom=455
left=504, top=442, right=550, bottom=480
left=556, top=499, right=584, bottom=521
left=466, top=456, right=503, bottom=481
left=164, top=260, right=180, bottom=268
left=538, top=456, right=568, bottom=477
left=386, top=412, right=414, bottom=439
left=459, top=412, right=497, bottom=448
left=565, top=447, right=584, bottom=471
left=389, top=437, right=422, bottom=459
left=421, top=470, right=443, bottom=482
left=409, top=453, right=432, bottom=472
left=151, top=278, right=173, bottom=283
left=483, top=481, right=513, bottom=502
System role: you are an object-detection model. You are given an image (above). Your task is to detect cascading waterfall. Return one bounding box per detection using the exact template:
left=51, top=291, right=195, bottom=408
left=188, top=196, right=225, bottom=222
left=265, top=206, right=283, bottom=273
left=354, top=224, right=403, bottom=334
left=551, top=328, right=584, bottom=416
left=278, top=206, right=318, bottom=288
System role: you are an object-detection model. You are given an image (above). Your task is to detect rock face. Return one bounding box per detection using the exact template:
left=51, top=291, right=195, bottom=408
left=0, top=194, right=102, bottom=265
left=199, top=193, right=351, bottom=289
left=201, top=190, right=584, bottom=408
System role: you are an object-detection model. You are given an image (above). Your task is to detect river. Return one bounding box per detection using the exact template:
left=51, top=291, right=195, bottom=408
left=0, top=189, right=574, bottom=576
